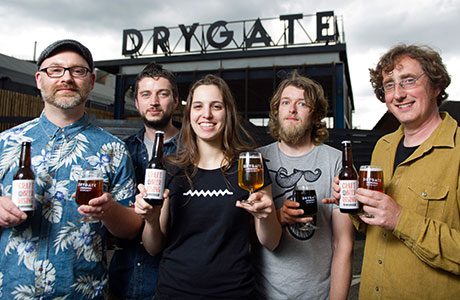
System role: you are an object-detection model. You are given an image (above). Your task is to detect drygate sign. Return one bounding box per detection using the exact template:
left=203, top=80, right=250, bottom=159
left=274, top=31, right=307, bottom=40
left=122, top=11, right=341, bottom=57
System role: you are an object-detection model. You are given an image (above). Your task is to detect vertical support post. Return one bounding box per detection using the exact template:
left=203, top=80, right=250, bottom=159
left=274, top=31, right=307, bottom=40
left=244, top=68, right=249, bottom=119
left=334, top=62, right=346, bottom=128
left=114, top=74, right=126, bottom=119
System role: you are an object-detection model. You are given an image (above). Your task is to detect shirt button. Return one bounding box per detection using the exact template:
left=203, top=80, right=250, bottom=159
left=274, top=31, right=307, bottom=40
left=38, top=267, right=43, bottom=272
left=139, top=241, right=143, bottom=245
left=137, top=262, right=141, bottom=267
left=421, top=192, right=427, bottom=197
left=378, top=259, right=383, bottom=264
left=375, top=286, right=380, bottom=292
left=383, top=232, right=387, bottom=237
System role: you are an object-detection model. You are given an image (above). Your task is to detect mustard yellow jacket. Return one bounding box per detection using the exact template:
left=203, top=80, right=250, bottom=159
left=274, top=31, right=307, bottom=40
left=358, top=112, right=460, bottom=299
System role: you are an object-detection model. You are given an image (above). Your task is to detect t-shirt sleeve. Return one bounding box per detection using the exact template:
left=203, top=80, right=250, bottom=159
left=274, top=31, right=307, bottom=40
left=262, top=157, right=272, bottom=188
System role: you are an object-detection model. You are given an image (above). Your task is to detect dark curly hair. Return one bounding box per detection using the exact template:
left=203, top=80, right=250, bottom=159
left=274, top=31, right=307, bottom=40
left=134, top=62, right=179, bottom=100
left=369, top=44, right=450, bottom=106
left=268, top=71, right=329, bottom=145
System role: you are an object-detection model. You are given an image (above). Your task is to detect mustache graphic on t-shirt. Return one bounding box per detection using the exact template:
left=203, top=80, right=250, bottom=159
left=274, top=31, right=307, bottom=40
left=269, top=167, right=322, bottom=201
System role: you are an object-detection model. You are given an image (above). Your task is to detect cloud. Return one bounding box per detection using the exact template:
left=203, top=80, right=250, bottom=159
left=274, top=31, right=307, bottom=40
left=1, top=0, right=458, bottom=129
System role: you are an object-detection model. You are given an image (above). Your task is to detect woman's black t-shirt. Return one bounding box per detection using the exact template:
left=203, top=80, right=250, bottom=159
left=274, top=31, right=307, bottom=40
left=156, top=161, right=271, bottom=299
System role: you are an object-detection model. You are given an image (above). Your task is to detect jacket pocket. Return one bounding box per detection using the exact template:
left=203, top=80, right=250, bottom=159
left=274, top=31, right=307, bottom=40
left=408, top=183, right=449, bottom=219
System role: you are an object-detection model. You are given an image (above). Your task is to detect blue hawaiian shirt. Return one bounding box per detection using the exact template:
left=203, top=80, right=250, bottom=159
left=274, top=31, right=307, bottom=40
left=0, top=112, right=136, bottom=299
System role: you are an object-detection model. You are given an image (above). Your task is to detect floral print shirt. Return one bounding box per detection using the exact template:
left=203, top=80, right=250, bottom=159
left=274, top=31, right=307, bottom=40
left=0, top=112, right=136, bottom=299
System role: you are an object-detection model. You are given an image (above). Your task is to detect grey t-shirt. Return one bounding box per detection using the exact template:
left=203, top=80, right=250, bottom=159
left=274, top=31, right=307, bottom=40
left=254, top=142, right=342, bottom=300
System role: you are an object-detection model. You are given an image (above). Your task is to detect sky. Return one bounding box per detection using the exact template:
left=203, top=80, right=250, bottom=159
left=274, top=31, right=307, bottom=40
left=1, top=0, right=458, bottom=129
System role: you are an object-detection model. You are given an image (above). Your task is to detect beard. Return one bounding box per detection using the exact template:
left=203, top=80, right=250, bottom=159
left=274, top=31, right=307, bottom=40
left=278, top=118, right=312, bottom=145
left=142, top=110, right=173, bottom=130
left=41, top=84, right=90, bottom=110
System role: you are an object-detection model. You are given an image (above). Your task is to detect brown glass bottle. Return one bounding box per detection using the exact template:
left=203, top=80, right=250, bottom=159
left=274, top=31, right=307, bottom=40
left=12, top=141, right=35, bottom=218
left=338, top=140, right=360, bottom=214
left=144, top=131, right=166, bottom=205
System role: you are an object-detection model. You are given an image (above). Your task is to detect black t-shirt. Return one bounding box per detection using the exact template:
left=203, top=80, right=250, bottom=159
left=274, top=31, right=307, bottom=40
left=394, top=138, right=419, bottom=171
left=157, top=160, right=271, bottom=299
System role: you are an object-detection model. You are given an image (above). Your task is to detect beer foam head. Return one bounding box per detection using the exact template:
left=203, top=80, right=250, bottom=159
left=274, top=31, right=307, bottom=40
left=79, top=168, right=103, bottom=180
left=360, top=165, right=382, bottom=172
left=294, top=184, right=315, bottom=191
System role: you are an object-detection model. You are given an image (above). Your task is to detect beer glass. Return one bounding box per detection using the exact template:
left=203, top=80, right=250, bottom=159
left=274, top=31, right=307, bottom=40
left=359, top=165, right=383, bottom=218
left=238, top=151, right=264, bottom=203
left=293, top=185, right=319, bottom=231
left=76, top=168, right=104, bottom=222
left=359, top=165, right=384, bottom=192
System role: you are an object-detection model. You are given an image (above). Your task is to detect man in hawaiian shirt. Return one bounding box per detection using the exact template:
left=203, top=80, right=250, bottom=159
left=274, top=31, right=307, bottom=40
left=0, top=39, right=143, bottom=299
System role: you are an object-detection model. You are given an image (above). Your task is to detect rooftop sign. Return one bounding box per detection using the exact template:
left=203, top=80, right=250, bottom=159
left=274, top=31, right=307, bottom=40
left=122, top=11, right=342, bottom=57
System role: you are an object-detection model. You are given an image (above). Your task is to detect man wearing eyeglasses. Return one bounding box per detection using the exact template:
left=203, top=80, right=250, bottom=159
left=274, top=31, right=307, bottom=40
left=331, top=44, right=460, bottom=299
left=0, top=39, right=143, bottom=299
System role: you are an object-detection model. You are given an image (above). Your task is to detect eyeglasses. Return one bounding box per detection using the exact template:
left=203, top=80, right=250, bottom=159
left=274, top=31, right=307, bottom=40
left=39, top=66, right=91, bottom=78
left=382, top=73, right=425, bottom=93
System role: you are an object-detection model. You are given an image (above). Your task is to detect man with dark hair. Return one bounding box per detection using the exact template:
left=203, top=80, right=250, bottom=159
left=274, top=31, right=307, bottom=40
left=254, top=72, right=353, bottom=299
left=333, top=44, right=460, bottom=298
left=109, top=62, right=180, bottom=300
left=0, top=39, right=142, bottom=299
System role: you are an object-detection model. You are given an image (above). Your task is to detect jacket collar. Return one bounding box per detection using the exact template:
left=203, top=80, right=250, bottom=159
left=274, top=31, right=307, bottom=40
left=382, top=112, right=456, bottom=148
left=381, top=112, right=457, bottom=166
left=132, top=126, right=179, bottom=147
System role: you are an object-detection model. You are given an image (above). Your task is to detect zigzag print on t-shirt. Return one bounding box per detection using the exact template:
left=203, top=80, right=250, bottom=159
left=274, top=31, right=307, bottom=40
left=183, top=189, right=234, bottom=197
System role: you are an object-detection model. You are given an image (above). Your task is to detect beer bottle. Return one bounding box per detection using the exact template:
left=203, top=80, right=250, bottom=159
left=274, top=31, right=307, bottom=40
left=144, top=131, right=166, bottom=205
left=338, top=140, right=360, bottom=214
left=12, top=141, right=35, bottom=218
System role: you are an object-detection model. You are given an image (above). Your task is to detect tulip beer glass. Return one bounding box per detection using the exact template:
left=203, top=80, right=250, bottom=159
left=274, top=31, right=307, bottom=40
left=238, top=151, right=264, bottom=202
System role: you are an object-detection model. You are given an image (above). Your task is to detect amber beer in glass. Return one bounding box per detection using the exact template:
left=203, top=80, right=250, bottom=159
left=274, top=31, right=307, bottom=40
left=76, top=169, right=103, bottom=222
left=75, top=170, right=104, bottom=205
left=359, top=165, right=384, bottom=192
left=238, top=152, right=264, bottom=199
left=339, top=141, right=360, bottom=214
left=12, top=141, right=35, bottom=218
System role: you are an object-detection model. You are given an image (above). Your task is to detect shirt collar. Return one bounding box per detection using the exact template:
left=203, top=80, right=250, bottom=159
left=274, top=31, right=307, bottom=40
left=382, top=112, right=457, bottom=149
left=136, top=126, right=179, bottom=146
left=134, top=127, right=146, bottom=144
left=39, top=111, right=90, bottom=140
left=424, top=112, right=457, bottom=149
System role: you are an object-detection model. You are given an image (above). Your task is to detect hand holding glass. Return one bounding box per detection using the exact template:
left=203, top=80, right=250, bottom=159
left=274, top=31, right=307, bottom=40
left=238, top=151, right=264, bottom=203
left=293, top=185, right=319, bottom=231
left=76, top=169, right=104, bottom=223
left=359, top=165, right=384, bottom=192
left=359, top=165, right=384, bottom=218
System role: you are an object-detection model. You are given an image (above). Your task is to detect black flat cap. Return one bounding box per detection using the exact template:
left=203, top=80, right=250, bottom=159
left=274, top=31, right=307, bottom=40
left=37, top=39, right=94, bottom=71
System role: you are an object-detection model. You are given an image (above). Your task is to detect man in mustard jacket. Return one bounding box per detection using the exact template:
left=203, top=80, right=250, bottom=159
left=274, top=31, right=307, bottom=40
left=333, top=44, right=460, bottom=299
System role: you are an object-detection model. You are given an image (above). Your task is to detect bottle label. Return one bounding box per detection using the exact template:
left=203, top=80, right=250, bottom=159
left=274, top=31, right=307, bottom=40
left=12, top=179, right=35, bottom=211
left=144, top=168, right=166, bottom=200
left=339, top=180, right=359, bottom=209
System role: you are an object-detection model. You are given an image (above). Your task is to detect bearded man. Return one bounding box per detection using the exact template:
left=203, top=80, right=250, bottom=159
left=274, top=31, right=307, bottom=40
left=253, top=72, right=354, bottom=300
left=0, top=39, right=142, bottom=299
left=108, top=62, right=180, bottom=300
